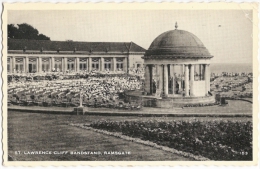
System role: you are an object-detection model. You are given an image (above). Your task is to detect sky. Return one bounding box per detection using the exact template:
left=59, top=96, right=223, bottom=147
left=8, top=10, right=253, bottom=63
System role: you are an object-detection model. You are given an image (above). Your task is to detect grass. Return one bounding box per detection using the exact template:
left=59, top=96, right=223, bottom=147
left=8, top=110, right=252, bottom=161
left=8, top=111, right=194, bottom=161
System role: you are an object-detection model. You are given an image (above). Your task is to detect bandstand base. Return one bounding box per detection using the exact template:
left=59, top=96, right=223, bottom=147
left=125, top=90, right=216, bottom=108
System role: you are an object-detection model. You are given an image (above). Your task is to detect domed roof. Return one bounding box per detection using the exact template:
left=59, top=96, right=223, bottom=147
left=144, top=28, right=213, bottom=59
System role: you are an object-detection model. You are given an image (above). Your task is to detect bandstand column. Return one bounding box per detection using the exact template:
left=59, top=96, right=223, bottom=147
left=38, top=57, right=42, bottom=73
left=149, top=65, right=154, bottom=94
left=204, top=64, right=209, bottom=95
left=203, top=64, right=206, bottom=80
left=170, top=64, right=175, bottom=95
left=144, top=65, right=150, bottom=94
left=199, top=64, right=202, bottom=80
left=207, top=64, right=211, bottom=92
left=185, top=64, right=190, bottom=97
left=159, top=65, right=163, bottom=96
left=88, top=57, right=92, bottom=72
left=155, top=64, right=160, bottom=96
left=164, top=64, right=168, bottom=96
left=190, top=64, right=195, bottom=96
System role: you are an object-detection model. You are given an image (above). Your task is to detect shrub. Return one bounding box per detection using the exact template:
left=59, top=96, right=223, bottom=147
left=90, top=119, right=252, bottom=161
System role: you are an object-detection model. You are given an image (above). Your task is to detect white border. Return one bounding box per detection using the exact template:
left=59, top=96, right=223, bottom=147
left=1, top=1, right=259, bottom=169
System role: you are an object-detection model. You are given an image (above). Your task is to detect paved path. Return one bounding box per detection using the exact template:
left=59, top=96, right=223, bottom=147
left=8, top=100, right=252, bottom=117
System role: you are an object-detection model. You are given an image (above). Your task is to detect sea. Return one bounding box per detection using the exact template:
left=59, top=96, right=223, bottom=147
left=210, top=63, right=252, bottom=74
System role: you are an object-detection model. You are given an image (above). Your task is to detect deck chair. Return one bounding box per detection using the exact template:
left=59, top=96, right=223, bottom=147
left=43, top=98, right=52, bottom=107
left=82, top=97, right=88, bottom=107
left=61, top=98, right=70, bottom=107
left=70, top=98, right=80, bottom=107
left=32, top=95, right=39, bottom=106
left=124, top=103, right=131, bottom=110
left=54, top=98, right=62, bottom=107
left=24, top=95, right=33, bottom=106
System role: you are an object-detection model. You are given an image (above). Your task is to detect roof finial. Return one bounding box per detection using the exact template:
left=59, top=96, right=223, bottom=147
left=175, top=22, right=178, bottom=29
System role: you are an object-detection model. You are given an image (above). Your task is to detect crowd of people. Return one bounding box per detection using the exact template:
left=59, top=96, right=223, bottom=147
left=128, top=67, right=145, bottom=77
left=8, top=75, right=143, bottom=110
left=210, top=74, right=253, bottom=99
left=7, top=69, right=139, bottom=83
left=8, top=68, right=253, bottom=109
left=7, top=67, right=146, bottom=83
left=211, top=72, right=253, bottom=78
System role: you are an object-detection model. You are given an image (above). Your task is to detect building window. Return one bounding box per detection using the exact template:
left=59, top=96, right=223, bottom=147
left=15, top=58, right=24, bottom=73
left=116, top=58, right=123, bottom=71
left=137, top=64, right=141, bottom=68
left=80, top=63, right=87, bottom=70
left=67, top=58, right=75, bottom=71
left=42, top=58, right=50, bottom=72
left=92, top=58, right=99, bottom=70
left=79, top=58, right=88, bottom=71
left=54, top=58, right=62, bottom=72
left=7, top=58, right=10, bottom=73
left=104, top=58, right=112, bottom=70
left=29, top=58, right=37, bottom=73
left=92, top=63, right=99, bottom=69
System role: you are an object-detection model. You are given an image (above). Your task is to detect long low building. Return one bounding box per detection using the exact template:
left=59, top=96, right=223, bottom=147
left=7, top=39, right=146, bottom=73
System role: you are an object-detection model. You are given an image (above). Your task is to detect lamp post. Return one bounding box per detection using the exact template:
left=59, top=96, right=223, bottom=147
left=79, top=89, right=83, bottom=107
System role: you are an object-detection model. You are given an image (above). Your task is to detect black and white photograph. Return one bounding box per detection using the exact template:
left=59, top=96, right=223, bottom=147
left=2, top=2, right=258, bottom=166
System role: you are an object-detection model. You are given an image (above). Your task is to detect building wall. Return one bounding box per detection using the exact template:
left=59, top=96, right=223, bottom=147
left=7, top=53, right=145, bottom=73
left=128, top=54, right=144, bottom=68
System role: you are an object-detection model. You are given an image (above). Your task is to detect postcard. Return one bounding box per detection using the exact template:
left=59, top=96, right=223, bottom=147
left=2, top=2, right=259, bottom=166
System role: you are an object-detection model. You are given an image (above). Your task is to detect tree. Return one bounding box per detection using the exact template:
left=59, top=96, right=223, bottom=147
left=8, top=24, right=19, bottom=39
left=8, top=23, right=50, bottom=40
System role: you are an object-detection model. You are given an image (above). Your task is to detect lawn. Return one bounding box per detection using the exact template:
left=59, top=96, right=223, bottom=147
left=8, top=111, right=252, bottom=161
left=8, top=111, right=194, bottom=161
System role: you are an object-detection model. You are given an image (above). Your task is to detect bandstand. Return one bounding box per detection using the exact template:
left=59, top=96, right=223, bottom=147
left=126, top=23, right=216, bottom=108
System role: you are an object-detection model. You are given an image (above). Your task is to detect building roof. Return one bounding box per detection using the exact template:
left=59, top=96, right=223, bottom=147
left=8, top=39, right=146, bottom=55
left=144, top=28, right=213, bottom=59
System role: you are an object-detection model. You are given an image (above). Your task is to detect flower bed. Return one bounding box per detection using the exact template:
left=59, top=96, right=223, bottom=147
left=71, top=123, right=209, bottom=161
left=90, top=120, right=252, bottom=161
left=183, top=102, right=218, bottom=107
